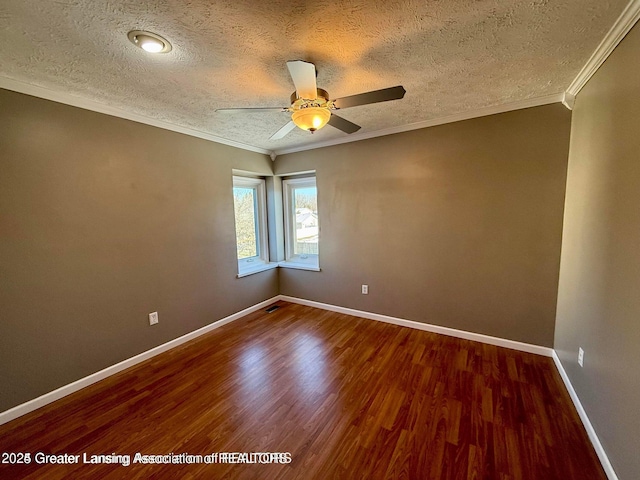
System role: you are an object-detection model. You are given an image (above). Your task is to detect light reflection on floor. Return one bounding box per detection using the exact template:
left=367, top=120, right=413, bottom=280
left=238, top=344, right=269, bottom=395
left=237, top=331, right=329, bottom=398
left=292, top=333, right=327, bottom=395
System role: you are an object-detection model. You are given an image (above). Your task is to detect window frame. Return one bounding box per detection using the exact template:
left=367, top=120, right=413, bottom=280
left=281, top=176, right=320, bottom=270
left=232, top=175, right=272, bottom=277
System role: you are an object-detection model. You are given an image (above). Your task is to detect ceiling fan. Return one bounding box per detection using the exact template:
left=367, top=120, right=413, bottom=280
left=216, top=60, right=406, bottom=140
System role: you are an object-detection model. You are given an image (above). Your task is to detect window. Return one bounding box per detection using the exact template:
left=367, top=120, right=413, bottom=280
left=232, top=176, right=271, bottom=277
left=282, top=176, right=320, bottom=270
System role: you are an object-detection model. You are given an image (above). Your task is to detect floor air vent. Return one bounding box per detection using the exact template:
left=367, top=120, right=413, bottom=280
left=265, top=305, right=280, bottom=313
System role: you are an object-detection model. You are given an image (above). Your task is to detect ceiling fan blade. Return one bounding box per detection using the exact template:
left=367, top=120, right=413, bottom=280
left=270, top=121, right=297, bottom=140
left=216, top=107, right=287, bottom=113
left=333, top=86, right=406, bottom=109
left=287, top=60, right=317, bottom=100
left=328, top=114, right=361, bottom=134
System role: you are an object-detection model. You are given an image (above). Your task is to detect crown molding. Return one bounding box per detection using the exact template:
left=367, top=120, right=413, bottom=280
left=273, top=92, right=564, bottom=156
left=567, top=0, right=640, bottom=96
left=0, top=77, right=562, bottom=158
left=0, top=76, right=272, bottom=156
left=2, top=2, right=637, bottom=159
left=562, top=92, right=576, bottom=110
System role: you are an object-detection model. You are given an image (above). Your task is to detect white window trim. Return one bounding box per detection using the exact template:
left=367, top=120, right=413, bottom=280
left=233, top=176, right=273, bottom=277
left=277, top=261, right=320, bottom=272
left=237, top=261, right=278, bottom=278
left=282, top=176, right=320, bottom=270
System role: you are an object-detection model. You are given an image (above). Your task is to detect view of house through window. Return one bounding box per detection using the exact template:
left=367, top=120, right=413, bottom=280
left=233, top=174, right=319, bottom=275
left=283, top=176, right=319, bottom=268
left=293, top=186, right=318, bottom=256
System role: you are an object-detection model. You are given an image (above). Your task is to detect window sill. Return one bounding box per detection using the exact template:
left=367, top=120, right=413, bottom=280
left=237, top=262, right=278, bottom=278
left=278, top=261, right=321, bottom=272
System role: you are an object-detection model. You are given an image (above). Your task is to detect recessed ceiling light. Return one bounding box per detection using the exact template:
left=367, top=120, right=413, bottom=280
left=127, top=30, right=172, bottom=54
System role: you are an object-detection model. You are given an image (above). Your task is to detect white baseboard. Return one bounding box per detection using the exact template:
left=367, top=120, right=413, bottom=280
left=279, top=295, right=554, bottom=357
left=0, top=296, right=280, bottom=426
left=552, top=352, right=619, bottom=480
left=0, top=294, right=618, bottom=480
left=281, top=296, right=618, bottom=478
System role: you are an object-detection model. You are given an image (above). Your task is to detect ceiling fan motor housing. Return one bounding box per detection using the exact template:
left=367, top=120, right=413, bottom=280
left=289, top=88, right=330, bottom=105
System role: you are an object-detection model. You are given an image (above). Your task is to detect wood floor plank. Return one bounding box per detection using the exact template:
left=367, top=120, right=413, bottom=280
left=0, top=301, right=606, bottom=479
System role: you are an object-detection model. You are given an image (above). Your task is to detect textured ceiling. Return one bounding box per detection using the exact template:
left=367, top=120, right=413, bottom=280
left=0, top=0, right=630, bottom=154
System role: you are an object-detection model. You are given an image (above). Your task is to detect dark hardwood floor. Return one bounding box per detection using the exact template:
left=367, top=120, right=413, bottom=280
left=0, top=301, right=606, bottom=479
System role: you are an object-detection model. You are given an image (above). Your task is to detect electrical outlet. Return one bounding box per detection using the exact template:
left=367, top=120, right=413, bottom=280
left=149, top=311, right=159, bottom=326
left=578, top=347, right=584, bottom=367
left=362, top=284, right=368, bottom=295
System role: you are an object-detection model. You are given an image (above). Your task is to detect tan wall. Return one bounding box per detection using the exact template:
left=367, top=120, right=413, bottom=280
left=0, top=89, right=574, bottom=413
left=275, top=104, right=571, bottom=347
left=0, top=89, right=278, bottom=412
left=555, top=24, right=640, bottom=479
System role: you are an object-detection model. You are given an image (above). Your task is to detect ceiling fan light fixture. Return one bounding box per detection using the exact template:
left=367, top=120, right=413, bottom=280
left=292, top=107, right=331, bottom=133
left=217, top=61, right=405, bottom=140
left=128, top=30, right=172, bottom=53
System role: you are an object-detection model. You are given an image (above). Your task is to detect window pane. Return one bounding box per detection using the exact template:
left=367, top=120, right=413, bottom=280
left=233, top=187, right=258, bottom=259
left=293, top=186, right=318, bottom=255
